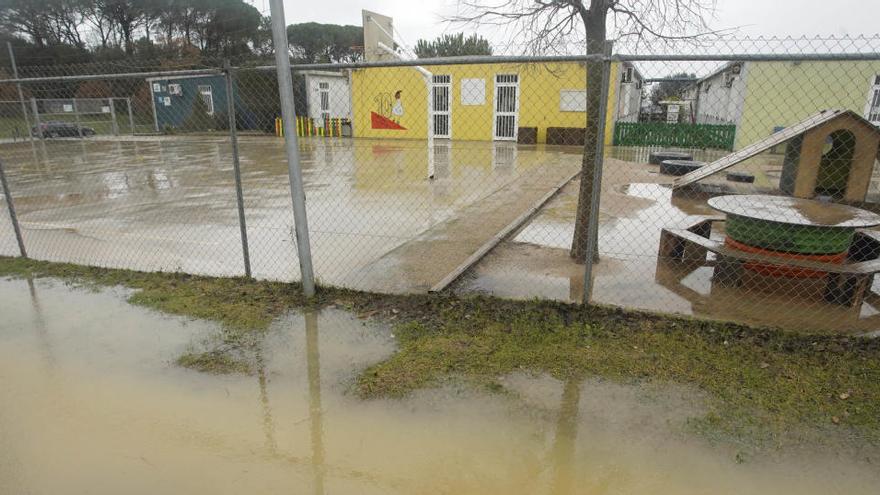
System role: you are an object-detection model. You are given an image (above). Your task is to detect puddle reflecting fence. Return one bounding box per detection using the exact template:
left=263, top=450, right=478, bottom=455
left=2, top=37, right=880, bottom=333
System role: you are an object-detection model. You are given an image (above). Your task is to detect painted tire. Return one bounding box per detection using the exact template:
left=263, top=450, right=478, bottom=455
left=724, top=237, right=846, bottom=278
left=649, top=151, right=693, bottom=165
left=726, top=171, right=755, bottom=183
left=660, top=160, right=704, bottom=176
left=725, top=213, right=854, bottom=254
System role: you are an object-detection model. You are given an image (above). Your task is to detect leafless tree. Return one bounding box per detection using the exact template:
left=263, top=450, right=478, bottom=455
left=451, top=0, right=719, bottom=262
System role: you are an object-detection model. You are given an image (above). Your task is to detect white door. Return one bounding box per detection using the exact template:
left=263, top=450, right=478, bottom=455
left=319, top=81, right=330, bottom=121
left=866, top=75, right=880, bottom=126
left=432, top=75, right=451, bottom=138
left=197, top=85, right=214, bottom=115
left=493, top=74, right=519, bottom=141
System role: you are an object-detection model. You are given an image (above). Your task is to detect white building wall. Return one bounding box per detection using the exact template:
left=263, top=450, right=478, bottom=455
left=305, top=74, right=352, bottom=121
left=693, top=63, right=749, bottom=126
left=615, top=81, right=642, bottom=123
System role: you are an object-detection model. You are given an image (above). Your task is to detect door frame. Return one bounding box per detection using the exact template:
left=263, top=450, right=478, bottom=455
left=197, top=84, right=214, bottom=115
left=432, top=74, right=452, bottom=139
left=318, top=81, right=330, bottom=121
left=492, top=73, right=520, bottom=141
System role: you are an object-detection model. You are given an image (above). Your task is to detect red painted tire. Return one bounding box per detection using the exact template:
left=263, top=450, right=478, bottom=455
left=724, top=237, right=847, bottom=278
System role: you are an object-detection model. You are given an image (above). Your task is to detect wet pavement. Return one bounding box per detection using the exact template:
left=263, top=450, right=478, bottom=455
left=0, top=136, right=578, bottom=292
left=2, top=277, right=879, bottom=494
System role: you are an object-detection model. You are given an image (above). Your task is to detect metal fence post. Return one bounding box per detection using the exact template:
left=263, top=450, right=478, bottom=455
left=7, top=42, right=32, bottom=143
left=0, top=159, right=27, bottom=258
left=126, top=97, right=135, bottom=134
left=224, top=60, right=252, bottom=278
left=109, top=98, right=119, bottom=135
left=72, top=98, right=84, bottom=138
left=269, top=0, right=316, bottom=297
left=30, top=98, right=43, bottom=140
left=582, top=42, right=614, bottom=304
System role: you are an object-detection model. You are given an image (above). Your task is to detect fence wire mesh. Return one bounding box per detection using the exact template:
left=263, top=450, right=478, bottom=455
left=2, top=36, right=880, bottom=335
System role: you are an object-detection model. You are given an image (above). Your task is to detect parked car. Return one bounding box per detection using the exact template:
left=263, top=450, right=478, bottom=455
left=31, top=121, right=96, bottom=138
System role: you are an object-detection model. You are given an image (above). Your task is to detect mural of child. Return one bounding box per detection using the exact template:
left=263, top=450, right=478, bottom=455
left=391, top=90, right=404, bottom=123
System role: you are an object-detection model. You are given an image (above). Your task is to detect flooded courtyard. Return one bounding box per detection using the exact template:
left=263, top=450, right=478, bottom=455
left=2, top=276, right=879, bottom=494
left=3, top=135, right=880, bottom=333
left=0, top=136, right=578, bottom=293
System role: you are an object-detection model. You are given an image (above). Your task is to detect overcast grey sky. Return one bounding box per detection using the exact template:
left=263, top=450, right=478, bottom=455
left=271, top=0, right=880, bottom=51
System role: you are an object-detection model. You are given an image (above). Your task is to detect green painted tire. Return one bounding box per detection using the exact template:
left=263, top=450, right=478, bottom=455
left=725, top=214, right=854, bottom=254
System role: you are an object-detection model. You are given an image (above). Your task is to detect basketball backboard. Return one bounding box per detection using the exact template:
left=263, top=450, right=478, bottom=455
left=362, top=10, right=395, bottom=62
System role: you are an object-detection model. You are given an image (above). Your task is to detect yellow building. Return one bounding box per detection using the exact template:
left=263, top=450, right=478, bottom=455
left=350, top=61, right=629, bottom=146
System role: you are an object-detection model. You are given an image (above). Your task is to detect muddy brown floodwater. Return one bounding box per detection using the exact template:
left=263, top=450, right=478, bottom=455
left=1, top=276, right=879, bottom=494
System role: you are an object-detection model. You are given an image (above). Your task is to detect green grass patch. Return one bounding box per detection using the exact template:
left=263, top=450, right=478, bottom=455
left=177, top=350, right=253, bottom=375
left=2, top=256, right=879, bottom=446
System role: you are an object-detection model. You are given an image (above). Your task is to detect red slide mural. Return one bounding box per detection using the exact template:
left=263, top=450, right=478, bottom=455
left=370, top=111, right=407, bottom=130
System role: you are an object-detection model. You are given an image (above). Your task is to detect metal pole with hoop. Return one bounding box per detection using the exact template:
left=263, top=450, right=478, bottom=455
left=268, top=0, right=316, bottom=297
left=223, top=60, right=252, bottom=278
left=0, top=159, right=27, bottom=258
left=109, top=98, right=119, bottom=136
left=126, top=97, right=135, bottom=134
left=30, top=98, right=43, bottom=140
left=6, top=42, right=32, bottom=143
left=72, top=98, right=83, bottom=138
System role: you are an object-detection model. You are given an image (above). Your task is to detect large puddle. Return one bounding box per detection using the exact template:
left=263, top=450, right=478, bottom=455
left=2, top=277, right=879, bottom=494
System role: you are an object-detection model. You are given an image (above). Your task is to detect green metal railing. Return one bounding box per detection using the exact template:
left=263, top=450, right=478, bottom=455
left=613, top=122, right=736, bottom=150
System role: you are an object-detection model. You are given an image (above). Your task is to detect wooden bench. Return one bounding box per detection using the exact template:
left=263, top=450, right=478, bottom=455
left=658, top=217, right=880, bottom=308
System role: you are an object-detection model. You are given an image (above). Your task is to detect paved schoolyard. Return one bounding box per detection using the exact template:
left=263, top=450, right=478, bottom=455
left=0, top=135, right=580, bottom=292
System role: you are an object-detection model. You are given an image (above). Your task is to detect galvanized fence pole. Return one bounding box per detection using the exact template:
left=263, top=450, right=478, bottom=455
left=224, top=61, right=252, bottom=278
left=72, top=98, right=83, bottom=138
left=109, top=98, right=119, bottom=135
left=30, top=98, right=42, bottom=139
left=269, top=0, right=316, bottom=297
left=0, top=159, right=27, bottom=258
left=582, top=43, right=614, bottom=304
left=7, top=42, right=32, bottom=143
left=126, top=97, right=134, bottom=134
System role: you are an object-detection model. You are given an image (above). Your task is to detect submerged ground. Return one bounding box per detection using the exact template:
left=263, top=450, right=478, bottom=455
left=5, top=137, right=880, bottom=333
left=2, top=256, right=879, bottom=461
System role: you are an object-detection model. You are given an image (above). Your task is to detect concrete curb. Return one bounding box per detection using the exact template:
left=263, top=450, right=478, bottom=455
left=428, top=168, right=582, bottom=293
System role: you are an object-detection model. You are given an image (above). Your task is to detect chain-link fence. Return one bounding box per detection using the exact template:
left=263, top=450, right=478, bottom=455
left=2, top=37, right=880, bottom=334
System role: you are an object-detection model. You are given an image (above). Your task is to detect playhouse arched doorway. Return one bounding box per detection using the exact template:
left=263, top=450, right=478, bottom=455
left=815, top=129, right=857, bottom=199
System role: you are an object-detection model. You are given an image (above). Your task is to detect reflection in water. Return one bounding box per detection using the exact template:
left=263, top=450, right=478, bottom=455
left=493, top=142, right=517, bottom=175
left=305, top=311, right=326, bottom=495
left=25, top=276, right=55, bottom=370
left=255, top=347, right=278, bottom=455
left=549, top=379, right=581, bottom=495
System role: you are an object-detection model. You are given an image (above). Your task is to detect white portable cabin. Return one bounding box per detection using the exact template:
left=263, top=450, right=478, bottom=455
left=613, top=63, right=644, bottom=123
left=302, top=71, right=352, bottom=122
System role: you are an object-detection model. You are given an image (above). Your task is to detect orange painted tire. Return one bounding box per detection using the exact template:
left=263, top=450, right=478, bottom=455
left=724, top=237, right=847, bottom=278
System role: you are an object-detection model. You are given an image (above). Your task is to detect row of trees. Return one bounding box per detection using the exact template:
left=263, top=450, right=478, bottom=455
left=0, top=0, right=266, bottom=61
left=0, top=0, right=497, bottom=67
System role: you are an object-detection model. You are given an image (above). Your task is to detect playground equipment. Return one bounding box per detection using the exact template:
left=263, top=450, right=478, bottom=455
left=673, top=109, right=880, bottom=202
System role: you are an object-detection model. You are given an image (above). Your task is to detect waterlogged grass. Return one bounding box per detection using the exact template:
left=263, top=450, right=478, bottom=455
left=2, top=256, right=879, bottom=445
left=177, top=349, right=253, bottom=375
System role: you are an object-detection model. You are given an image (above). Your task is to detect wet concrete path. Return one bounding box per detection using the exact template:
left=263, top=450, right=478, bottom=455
left=2, top=277, right=879, bottom=494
